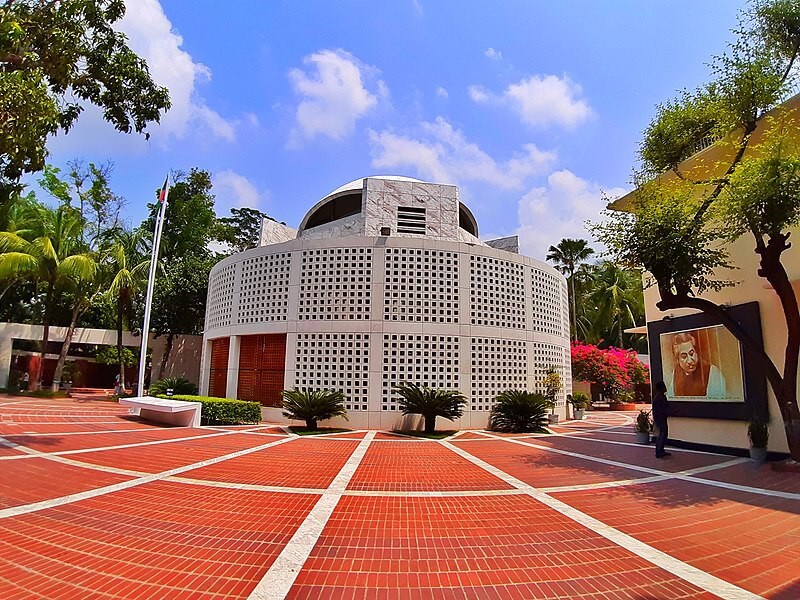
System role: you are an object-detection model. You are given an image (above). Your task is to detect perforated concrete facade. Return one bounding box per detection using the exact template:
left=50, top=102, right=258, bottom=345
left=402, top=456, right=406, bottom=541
left=201, top=176, right=571, bottom=429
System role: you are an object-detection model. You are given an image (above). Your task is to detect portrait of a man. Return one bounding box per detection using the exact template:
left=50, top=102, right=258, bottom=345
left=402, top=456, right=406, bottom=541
left=666, top=331, right=727, bottom=398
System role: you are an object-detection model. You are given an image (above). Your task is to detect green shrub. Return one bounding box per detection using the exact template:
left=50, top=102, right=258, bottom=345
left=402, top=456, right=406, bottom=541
left=149, top=377, right=198, bottom=396
left=393, top=382, right=466, bottom=434
left=282, top=389, right=348, bottom=431
left=160, top=394, right=261, bottom=425
left=569, top=391, right=590, bottom=409
left=489, top=390, right=549, bottom=433
left=635, top=409, right=653, bottom=433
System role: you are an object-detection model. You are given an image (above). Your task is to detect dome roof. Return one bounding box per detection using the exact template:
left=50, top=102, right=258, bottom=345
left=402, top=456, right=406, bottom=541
left=324, top=175, right=425, bottom=198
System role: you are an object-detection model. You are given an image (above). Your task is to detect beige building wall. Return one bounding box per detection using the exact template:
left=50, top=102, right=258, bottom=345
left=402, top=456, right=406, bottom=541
left=642, top=231, right=800, bottom=454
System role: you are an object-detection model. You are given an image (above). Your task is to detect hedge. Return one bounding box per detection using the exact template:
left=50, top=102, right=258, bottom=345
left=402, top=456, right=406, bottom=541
left=158, top=395, right=261, bottom=425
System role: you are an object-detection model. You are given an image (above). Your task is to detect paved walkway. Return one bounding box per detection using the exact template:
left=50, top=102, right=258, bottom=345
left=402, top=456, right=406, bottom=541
left=0, top=395, right=798, bottom=599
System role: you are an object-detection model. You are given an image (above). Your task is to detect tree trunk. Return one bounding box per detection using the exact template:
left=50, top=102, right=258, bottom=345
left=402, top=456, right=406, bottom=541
left=157, top=333, right=174, bottom=381
left=34, top=280, right=56, bottom=391
left=51, top=303, right=82, bottom=392
left=424, top=414, right=437, bottom=434
left=305, top=419, right=317, bottom=431
left=117, top=295, right=125, bottom=390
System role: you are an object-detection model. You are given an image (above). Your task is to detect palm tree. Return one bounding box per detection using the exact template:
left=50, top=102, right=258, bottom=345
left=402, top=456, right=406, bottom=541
left=281, top=388, right=348, bottom=431
left=104, top=228, right=149, bottom=391
left=489, top=390, right=549, bottom=433
left=393, top=382, right=466, bottom=434
left=547, top=238, right=595, bottom=340
left=0, top=203, right=96, bottom=390
left=585, top=261, right=644, bottom=348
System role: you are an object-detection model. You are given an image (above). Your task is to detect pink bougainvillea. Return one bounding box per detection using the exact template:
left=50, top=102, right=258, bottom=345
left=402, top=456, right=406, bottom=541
left=571, top=343, right=649, bottom=400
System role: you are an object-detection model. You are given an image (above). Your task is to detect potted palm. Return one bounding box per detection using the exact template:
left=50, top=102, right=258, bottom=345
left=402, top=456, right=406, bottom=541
left=542, top=367, right=562, bottom=424
left=635, top=409, right=652, bottom=444
left=281, top=388, right=348, bottom=431
left=747, top=418, right=769, bottom=463
left=393, top=382, right=466, bottom=434
left=489, top=390, right=549, bottom=433
left=569, top=392, right=589, bottom=420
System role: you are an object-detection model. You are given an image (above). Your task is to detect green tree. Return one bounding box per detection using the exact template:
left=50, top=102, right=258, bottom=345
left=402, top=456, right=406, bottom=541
left=141, top=169, right=218, bottom=378
left=546, top=238, right=595, bottom=340
left=580, top=261, right=645, bottom=348
left=214, top=207, right=272, bottom=254
left=0, top=0, right=170, bottom=224
left=104, top=228, right=149, bottom=390
left=595, top=0, right=800, bottom=459
left=0, top=202, right=96, bottom=389
left=393, top=382, right=466, bottom=434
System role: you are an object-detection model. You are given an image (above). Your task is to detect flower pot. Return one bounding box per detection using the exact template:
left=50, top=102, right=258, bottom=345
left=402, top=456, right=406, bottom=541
left=635, top=431, right=650, bottom=444
left=548, top=414, right=559, bottom=425
left=574, top=408, right=584, bottom=420
left=749, top=447, right=767, bottom=463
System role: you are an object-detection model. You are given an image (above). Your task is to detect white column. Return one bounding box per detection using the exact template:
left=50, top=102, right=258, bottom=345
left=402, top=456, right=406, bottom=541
left=226, top=335, right=241, bottom=399
left=198, top=339, right=213, bottom=396
left=0, top=336, right=13, bottom=389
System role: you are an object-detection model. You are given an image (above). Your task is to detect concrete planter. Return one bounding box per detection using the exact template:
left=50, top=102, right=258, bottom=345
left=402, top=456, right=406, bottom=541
left=635, top=431, right=650, bottom=444
left=548, top=413, right=559, bottom=425
left=749, top=447, right=768, bottom=463
left=573, top=408, right=584, bottom=420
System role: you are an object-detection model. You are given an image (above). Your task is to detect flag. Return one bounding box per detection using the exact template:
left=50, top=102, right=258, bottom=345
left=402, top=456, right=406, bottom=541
left=158, top=175, right=169, bottom=203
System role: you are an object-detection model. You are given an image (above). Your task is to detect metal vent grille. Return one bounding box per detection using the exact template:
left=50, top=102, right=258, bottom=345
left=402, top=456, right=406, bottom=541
left=396, top=206, right=426, bottom=235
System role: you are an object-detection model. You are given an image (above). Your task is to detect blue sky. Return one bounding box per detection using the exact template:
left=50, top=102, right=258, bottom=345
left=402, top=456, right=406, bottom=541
left=37, top=0, right=746, bottom=258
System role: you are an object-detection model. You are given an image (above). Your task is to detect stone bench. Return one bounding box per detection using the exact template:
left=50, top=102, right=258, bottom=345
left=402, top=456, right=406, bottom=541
left=119, top=396, right=202, bottom=427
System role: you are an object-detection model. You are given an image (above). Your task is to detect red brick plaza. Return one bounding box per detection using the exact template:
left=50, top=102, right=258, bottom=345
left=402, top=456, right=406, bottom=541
left=0, top=395, right=798, bottom=599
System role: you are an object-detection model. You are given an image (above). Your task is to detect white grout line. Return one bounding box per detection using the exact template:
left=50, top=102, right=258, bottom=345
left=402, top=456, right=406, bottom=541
left=0, top=429, right=242, bottom=461
left=441, top=440, right=763, bottom=600
left=477, top=433, right=800, bottom=502
left=0, top=426, right=193, bottom=437
left=0, top=436, right=297, bottom=520
left=247, top=431, right=377, bottom=600
left=548, top=430, right=735, bottom=457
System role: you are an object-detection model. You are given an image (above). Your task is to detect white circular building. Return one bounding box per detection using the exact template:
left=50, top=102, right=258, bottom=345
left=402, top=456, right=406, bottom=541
left=200, top=176, right=572, bottom=429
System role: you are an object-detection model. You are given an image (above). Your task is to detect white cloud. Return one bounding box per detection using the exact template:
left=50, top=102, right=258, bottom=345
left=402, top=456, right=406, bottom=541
left=484, top=47, right=502, bottom=60
left=469, top=74, right=592, bottom=129
left=368, top=117, right=555, bottom=189
left=213, top=170, right=266, bottom=211
left=118, top=0, right=236, bottom=142
left=435, top=86, right=449, bottom=99
left=288, top=49, right=384, bottom=144
left=411, top=0, right=423, bottom=16
left=517, top=170, right=627, bottom=259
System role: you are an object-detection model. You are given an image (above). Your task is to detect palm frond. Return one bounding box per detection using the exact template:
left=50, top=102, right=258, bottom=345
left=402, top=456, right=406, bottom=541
left=58, top=254, right=98, bottom=282
left=0, top=252, right=42, bottom=280
left=489, top=390, right=549, bottom=433
left=281, top=389, right=348, bottom=426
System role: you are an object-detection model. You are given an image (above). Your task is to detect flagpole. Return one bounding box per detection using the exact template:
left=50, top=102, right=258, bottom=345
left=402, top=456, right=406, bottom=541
left=137, top=173, right=170, bottom=397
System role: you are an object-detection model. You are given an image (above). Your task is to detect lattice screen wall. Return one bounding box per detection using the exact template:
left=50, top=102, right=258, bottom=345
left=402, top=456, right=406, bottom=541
left=238, top=253, right=291, bottom=324
left=531, top=342, right=570, bottom=407
left=470, top=338, right=528, bottom=411
left=381, top=334, right=460, bottom=411
left=384, top=248, right=459, bottom=323
left=294, top=333, right=370, bottom=411
left=531, top=268, right=568, bottom=337
left=298, top=247, right=372, bottom=320
left=206, top=263, right=236, bottom=329
left=469, top=256, right=526, bottom=329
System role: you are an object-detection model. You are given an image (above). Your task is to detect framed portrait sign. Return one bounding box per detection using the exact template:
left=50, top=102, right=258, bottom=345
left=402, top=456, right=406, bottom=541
left=647, top=301, right=767, bottom=421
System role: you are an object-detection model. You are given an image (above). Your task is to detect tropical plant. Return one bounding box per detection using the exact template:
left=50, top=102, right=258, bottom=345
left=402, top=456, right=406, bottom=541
left=281, top=388, right=348, bottom=431
left=148, top=377, right=198, bottom=396
left=571, top=343, right=650, bottom=402
left=104, top=228, right=149, bottom=389
left=547, top=238, right=595, bottom=340
left=569, top=391, right=590, bottom=410
left=0, top=202, right=97, bottom=389
left=489, top=390, right=550, bottom=433
left=594, top=0, right=800, bottom=461
left=581, top=261, right=645, bottom=348
left=748, top=418, right=769, bottom=449
left=541, top=367, right=563, bottom=414
left=393, top=382, right=467, bottom=434
left=635, top=410, right=653, bottom=434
